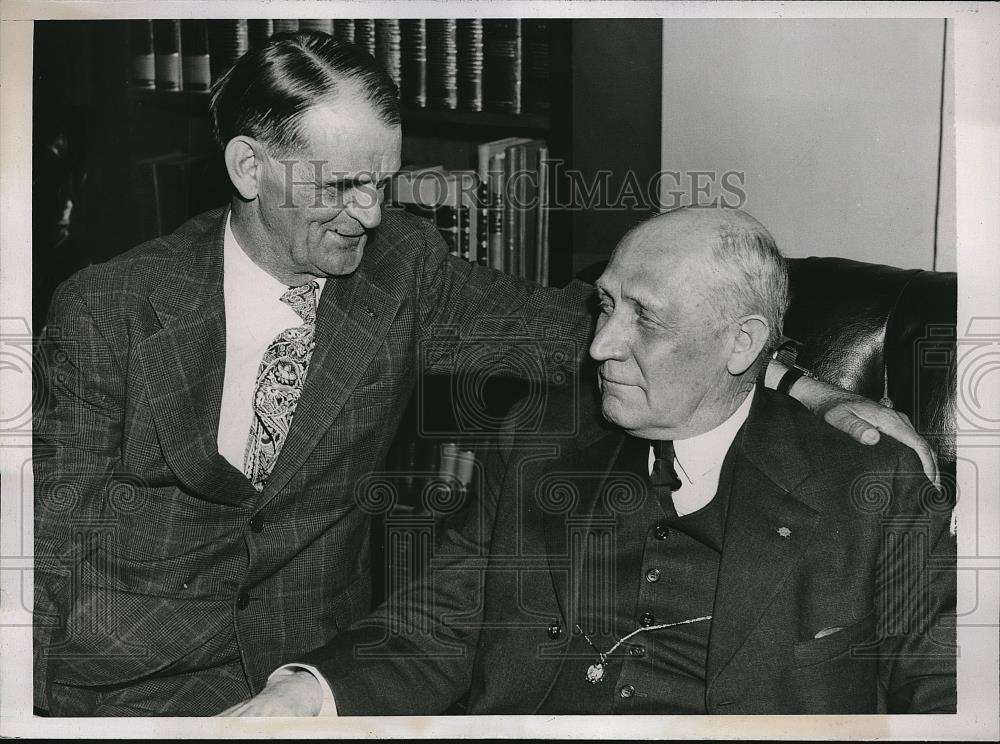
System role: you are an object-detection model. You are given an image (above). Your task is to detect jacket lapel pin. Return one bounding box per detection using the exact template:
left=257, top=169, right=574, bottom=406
left=776, top=526, right=792, bottom=539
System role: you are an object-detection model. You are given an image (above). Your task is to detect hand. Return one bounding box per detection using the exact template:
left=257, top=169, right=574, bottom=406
left=218, top=671, right=322, bottom=717
left=792, top=376, right=940, bottom=488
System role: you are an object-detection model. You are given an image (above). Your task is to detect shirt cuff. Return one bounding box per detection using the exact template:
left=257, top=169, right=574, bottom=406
left=269, top=663, right=338, bottom=717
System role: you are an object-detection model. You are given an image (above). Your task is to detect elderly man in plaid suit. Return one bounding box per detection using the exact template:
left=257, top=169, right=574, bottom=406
left=33, top=32, right=936, bottom=716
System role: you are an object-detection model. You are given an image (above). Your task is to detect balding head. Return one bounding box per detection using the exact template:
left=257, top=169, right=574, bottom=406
left=590, top=206, right=787, bottom=439
left=615, top=206, right=788, bottom=352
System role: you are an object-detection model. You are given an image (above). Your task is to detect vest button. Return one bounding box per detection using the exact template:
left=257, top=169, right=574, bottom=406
left=619, top=684, right=635, bottom=699
left=639, top=611, right=655, bottom=627
left=237, top=592, right=250, bottom=610
left=644, top=567, right=661, bottom=583
left=654, top=521, right=670, bottom=540
left=546, top=621, right=562, bottom=639
left=249, top=515, right=264, bottom=533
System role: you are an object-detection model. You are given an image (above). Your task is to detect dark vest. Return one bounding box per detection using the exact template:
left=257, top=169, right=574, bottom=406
left=538, top=432, right=741, bottom=713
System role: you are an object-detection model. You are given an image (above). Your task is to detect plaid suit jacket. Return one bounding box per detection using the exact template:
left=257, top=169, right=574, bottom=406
left=33, top=206, right=594, bottom=714
left=309, top=385, right=957, bottom=714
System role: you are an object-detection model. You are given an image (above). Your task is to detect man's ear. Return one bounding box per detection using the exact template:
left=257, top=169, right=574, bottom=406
left=727, top=315, right=770, bottom=375
left=224, top=136, right=264, bottom=200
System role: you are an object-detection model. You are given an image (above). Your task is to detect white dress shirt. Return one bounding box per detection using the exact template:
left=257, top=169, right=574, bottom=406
left=647, top=388, right=755, bottom=517
left=216, top=212, right=325, bottom=471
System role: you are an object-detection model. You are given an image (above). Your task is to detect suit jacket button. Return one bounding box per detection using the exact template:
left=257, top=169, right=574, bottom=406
left=619, top=684, right=635, bottom=698
left=249, top=515, right=264, bottom=533
left=628, top=645, right=646, bottom=657
left=237, top=592, right=250, bottom=610
left=654, top=521, right=670, bottom=540
left=547, top=621, right=562, bottom=639
left=639, top=612, right=655, bottom=627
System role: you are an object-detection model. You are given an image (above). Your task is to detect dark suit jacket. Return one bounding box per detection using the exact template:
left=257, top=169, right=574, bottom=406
left=33, top=206, right=593, bottom=713
left=309, top=384, right=956, bottom=714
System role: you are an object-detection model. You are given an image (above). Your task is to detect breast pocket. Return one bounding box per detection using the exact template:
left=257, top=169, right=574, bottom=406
left=793, top=612, right=877, bottom=668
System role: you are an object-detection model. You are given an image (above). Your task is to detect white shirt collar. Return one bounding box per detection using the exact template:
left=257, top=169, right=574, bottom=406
left=223, top=211, right=327, bottom=300
left=674, top=387, right=755, bottom=483
left=647, top=387, right=755, bottom=517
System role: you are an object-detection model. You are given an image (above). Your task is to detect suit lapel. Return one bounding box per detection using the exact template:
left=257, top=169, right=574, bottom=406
left=706, top=388, right=820, bottom=686
left=136, top=209, right=258, bottom=507
left=258, top=257, right=401, bottom=507
left=542, top=427, right=629, bottom=630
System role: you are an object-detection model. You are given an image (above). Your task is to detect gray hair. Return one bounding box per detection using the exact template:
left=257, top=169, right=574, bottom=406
left=708, top=218, right=789, bottom=354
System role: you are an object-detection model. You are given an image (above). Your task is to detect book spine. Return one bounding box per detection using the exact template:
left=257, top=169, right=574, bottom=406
left=298, top=19, right=333, bottom=34
left=522, top=20, right=550, bottom=114
left=426, top=19, right=457, bottom=110
left=153, top=20, right=182, bottom=91
left=375, top=20, right=402, bottom=88
left=483, top=19, right=521, bottom=114
left=536, top=146, right=550, bottom=285
left=489, top=190, right=504, bottom=271
left=180, top=20, right=211, bottom=92
left=456, top=19, right=483, bottom=112
left=437, top=203, right=459, bottom=257
left=476, top=182, right=490, bottom=267
left=399, top=20, right=427, bottom=108
left=208, top=20, right=249, bottom=84
left=354, top=19, right=376, bottom=56
left=333, top=19, right=355, bottom=43
left=458, top=205, right=471, bottom=262
left=247, top=19, right=274, bottom=49
left=271, top=19, right=300, bottom=34
left=129, top=20, right=155, bottom=89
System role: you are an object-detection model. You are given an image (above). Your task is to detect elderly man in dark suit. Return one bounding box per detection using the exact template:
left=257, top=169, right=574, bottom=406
left=34, top=31, right=941, bottom=717
left=233, top=206, right=954, bottom=716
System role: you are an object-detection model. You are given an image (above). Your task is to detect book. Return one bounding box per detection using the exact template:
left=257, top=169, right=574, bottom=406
left=456, top=19, right=484, bottom=112
left=476, top=182, right=490, bottom=267
left=271, top=19, right=300, bottom=34
left=488, top=155, right=505, bottom=271
left=153, top=20, right=182, bottom=91
left=426, top=19, right=457, bottom=110
left=522, top=20, right=550, bottom=114
left=483, top=19, right=521, bottom=114
left=298, top=19, right=333, bottom=34
left=399, top=20, right=427, bottom=108
left=508, top=139, right=548, bottom=282
left=333, top=19, right=355, bottom=43
left=208, top=20, right=249, bottom=83
left=391, top=164, right=445, bottom=223
left=443, top=171, right=481, bottom=262
left=128, top=20, right=155, bottom=89
left=180, top=20, right=211, bottom=92
left=354, top=19, right=376, bottom=56
left=247, top=19, right=274, bottom=49
left=375, top=20, right=402, bottom=88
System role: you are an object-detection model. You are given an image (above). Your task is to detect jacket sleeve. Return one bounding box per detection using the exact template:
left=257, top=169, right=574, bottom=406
left=878, top=453, right=957, bottom=713
left=412, top=215, right=595, bottom=379
left=298, top=431, right=515, bottom=715
left=33, top=277, right=127, bottom=710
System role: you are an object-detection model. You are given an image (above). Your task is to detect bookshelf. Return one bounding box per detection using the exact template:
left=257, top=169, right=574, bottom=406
left=33, top=17, right=662, bottom=604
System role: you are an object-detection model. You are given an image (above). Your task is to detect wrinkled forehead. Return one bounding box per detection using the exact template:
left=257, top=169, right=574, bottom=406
left=290, top=101, right=402, bottom=176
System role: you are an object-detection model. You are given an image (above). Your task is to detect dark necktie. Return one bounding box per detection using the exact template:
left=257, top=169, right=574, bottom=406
left=243, top=281, right=319, bottom=491
left=649, top=439, right=682, bottom=517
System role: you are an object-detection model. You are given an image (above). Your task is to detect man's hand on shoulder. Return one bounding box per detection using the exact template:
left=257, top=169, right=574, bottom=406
left=781, top=370, right=940, bottom=488
left=218, top=671, right=322, bottom=717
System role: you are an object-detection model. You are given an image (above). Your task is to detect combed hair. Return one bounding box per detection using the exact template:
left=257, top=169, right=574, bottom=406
left=209, top=31, right=400, bottom=155
left=710, top=219, right=789, bottom=354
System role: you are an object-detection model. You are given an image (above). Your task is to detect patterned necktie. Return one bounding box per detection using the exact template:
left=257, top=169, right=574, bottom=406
left=649, top=440, right=682, bottom=517
left=243, top=281, right=319, bottom=490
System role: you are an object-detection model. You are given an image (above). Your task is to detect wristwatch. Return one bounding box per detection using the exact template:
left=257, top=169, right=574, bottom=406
left=771, top=336, right=814, bottom=395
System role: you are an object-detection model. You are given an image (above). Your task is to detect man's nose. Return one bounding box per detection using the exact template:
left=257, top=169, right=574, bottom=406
left=589, top=316, right=627, bottom=362
left=346, top=185, right=383, bottom=229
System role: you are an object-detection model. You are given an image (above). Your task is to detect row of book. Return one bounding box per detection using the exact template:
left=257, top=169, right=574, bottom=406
left=129, top=19, right=550, bottom=114
left=391, top=136, right=550, bottom=284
